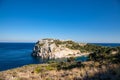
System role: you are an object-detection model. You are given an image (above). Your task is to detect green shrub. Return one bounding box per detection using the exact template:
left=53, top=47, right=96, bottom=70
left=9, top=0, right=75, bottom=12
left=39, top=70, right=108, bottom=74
left=49, top=63, right=58, bottom=68
left=56, top=60, right=83, bottom=70
left=67, top=57, right=75, bottom=62
left=54, top=40, right=63, bottom=46
left=47, top=60, right=57, bottom=64
left=46, top=78, right=52, bottom=80
left=34, top=66, right=43, bottom=73
left=39, top=43, right=44, bottom=46
left=45, top=65, right=55, bottom=71
left=88, top=45, right=120, bottom=64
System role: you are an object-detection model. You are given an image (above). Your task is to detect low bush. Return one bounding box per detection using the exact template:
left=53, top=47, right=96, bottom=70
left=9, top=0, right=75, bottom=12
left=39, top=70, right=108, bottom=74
left=88, top=46, right=120, bottom=64
left=34, top=66, right=43, bottom=73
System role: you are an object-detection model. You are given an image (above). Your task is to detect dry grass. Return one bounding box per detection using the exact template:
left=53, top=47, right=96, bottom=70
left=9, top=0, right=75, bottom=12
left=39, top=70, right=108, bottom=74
left=0, top=61, right=120, bottom=80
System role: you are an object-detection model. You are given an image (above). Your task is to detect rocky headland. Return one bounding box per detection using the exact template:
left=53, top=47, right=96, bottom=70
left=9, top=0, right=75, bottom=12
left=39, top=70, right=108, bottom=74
left=32, top=38, right=89, bottom=59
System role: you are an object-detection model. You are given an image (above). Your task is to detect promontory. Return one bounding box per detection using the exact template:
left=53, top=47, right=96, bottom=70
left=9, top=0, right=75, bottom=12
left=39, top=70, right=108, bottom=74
left=32, top=38, right=89, bottom=59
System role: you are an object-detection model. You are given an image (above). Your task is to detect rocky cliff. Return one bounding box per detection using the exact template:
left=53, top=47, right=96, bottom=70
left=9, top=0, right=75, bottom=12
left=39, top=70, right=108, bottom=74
left=32, top=38, right=87, bottom=59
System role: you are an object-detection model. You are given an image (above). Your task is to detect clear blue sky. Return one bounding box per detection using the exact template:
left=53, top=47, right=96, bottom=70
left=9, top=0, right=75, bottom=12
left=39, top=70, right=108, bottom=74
left=0, top=0, right=120, bottom=43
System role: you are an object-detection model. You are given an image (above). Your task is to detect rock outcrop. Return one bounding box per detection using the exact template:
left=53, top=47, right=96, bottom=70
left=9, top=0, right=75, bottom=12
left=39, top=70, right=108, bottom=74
left=32, top=38, right=87, bottom=59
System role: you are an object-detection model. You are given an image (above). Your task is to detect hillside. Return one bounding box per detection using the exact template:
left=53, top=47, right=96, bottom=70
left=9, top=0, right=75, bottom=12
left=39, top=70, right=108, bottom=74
left=0, top=39, right=120, bottom=80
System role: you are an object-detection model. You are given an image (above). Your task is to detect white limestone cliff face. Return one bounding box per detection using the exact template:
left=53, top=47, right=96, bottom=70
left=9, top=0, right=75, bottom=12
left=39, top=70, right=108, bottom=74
left=32, top=38, right=87, bottom=59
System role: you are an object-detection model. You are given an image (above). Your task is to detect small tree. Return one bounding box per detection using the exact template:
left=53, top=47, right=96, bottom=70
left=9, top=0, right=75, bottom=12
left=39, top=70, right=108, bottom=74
left=67, top=57, right=75, bottom=62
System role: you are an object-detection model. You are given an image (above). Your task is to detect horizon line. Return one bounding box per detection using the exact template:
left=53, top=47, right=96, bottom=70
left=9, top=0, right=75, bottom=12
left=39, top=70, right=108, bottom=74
left=0, top=41, right=120, bottom=44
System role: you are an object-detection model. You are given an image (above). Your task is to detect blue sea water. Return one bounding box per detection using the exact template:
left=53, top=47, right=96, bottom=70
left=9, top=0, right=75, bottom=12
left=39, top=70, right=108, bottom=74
left=91, top=43, right=120, bottom=47
left=0, top=43, right=120, bottom=71
left=0, top=43, right=41, bottom=71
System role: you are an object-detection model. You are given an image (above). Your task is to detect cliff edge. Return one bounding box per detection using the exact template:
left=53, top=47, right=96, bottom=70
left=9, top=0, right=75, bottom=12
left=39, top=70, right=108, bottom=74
left=32, top=38, right=88, bottom=59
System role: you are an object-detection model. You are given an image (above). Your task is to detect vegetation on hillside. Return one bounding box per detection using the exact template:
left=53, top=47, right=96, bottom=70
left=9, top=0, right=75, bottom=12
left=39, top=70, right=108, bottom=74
left=88, top=46, right=120, bottom=63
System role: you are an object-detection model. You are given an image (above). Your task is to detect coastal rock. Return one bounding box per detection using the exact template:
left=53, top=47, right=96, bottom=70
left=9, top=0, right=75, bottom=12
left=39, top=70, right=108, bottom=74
left=32, top=38, right=87, bottom=59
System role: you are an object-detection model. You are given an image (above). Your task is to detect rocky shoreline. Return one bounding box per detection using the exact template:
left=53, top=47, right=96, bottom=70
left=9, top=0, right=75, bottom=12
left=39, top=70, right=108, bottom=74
left=32, top=38, right=89, bottom=59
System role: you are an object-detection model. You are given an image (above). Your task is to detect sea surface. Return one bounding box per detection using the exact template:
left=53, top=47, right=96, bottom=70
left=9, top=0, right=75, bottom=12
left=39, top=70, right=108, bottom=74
left=92, top=43, right=120, bottom=47
left=0, top=43, right=39, bottom=71
left=0, top=43, right=120, bottom=71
